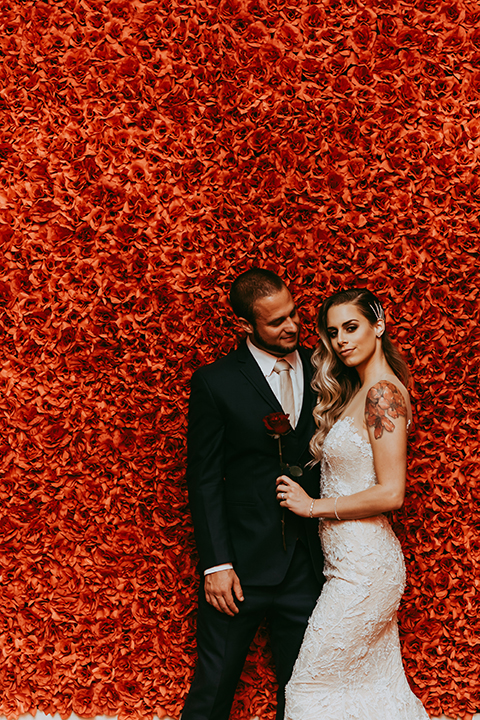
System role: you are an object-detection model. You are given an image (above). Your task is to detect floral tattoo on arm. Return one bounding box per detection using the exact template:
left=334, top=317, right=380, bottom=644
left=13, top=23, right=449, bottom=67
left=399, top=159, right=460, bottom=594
left=365, top=381, right=407, bottom=439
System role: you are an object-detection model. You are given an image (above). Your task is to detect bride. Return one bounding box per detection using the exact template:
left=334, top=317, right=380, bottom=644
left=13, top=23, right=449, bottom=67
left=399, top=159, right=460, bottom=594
left=276, top=288, right=429, bottom=720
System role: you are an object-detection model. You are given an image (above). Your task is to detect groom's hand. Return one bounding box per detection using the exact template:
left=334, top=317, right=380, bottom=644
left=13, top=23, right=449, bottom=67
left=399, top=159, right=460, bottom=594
left=204, top=569, right=244, bottom=616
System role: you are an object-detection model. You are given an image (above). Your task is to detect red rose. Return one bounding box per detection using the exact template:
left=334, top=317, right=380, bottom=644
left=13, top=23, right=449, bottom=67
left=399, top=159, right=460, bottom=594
left=339, top=124, right=360, bottom=147
left=332, top=75, right=352, bottom=95
left=275, top=24, right=303, bottom=51
left=248, top=128, right=272, bottom=154
left=327, top=171, right=344, bottom=193
left=353, top=64, right=374, bottom=85
left=352, top=24, right=373, bottom=50
left=301, top=58, right=324, bottom=80
left=378, top=14, right=398, bottom=37
left=329, top=54, right=346, bottom=75
left=263, top=412, right=291, bottom=436
left=279, top=55, right=300, bottom=82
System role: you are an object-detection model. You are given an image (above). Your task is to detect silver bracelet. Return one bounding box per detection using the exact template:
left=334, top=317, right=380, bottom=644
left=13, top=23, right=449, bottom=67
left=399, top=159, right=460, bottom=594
left=334, top=497, right=341, bottom=521
left=309, top=499, right=315, bottom=519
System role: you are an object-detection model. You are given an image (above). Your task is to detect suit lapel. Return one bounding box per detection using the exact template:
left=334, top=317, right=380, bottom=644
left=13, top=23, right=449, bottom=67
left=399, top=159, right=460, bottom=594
left=236, top=340, right=318, bottom=469
left=236, top=342, right=317, bottom=440
left=297, top=346, right=317, bottom=427
left=236, top=340, right=283, bottom=412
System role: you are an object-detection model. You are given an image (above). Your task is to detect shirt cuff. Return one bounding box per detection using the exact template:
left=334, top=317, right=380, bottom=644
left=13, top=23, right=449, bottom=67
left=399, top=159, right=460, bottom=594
left=204, top=563, right=234, bottom=576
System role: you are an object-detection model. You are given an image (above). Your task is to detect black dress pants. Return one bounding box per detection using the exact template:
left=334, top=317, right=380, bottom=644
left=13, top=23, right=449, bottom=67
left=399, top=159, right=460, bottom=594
left=181, top=541, right=322, bottom=720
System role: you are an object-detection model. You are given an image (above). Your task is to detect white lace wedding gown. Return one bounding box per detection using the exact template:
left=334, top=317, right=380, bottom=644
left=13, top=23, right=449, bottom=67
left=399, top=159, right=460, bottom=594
left=285, top=417, right=429, bottom=720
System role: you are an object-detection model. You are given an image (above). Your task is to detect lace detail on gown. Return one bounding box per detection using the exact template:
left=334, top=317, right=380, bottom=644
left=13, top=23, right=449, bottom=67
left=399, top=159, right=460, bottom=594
left=285, top=417, right=429, bottom=720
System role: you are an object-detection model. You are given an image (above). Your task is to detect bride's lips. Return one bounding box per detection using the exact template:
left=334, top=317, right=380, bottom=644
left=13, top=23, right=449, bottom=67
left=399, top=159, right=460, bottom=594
left=339, top=348, right=354, bottom=357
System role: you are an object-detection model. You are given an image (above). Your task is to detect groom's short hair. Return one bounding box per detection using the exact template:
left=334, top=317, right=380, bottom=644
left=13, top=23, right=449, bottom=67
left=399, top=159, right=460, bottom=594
left=230, top=268, right=286, bottom=323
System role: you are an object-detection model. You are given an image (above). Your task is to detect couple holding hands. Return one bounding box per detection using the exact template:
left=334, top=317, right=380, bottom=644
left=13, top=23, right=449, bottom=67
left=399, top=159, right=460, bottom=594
left=182, top=268, right=429, bottom=720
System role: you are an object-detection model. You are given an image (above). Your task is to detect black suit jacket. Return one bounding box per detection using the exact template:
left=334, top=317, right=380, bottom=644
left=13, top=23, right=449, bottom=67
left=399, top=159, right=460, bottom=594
left=187, top=340, right=324, bottom=586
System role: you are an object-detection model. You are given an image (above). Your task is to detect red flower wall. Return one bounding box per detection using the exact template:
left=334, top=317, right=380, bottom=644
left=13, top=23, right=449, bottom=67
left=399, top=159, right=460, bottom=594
left=0, top=1, right=479, bottom=719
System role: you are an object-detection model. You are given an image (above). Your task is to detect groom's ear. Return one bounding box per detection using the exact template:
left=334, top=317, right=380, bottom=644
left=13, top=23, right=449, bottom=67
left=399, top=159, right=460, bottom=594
left=237, top=316, right=254, bottom=336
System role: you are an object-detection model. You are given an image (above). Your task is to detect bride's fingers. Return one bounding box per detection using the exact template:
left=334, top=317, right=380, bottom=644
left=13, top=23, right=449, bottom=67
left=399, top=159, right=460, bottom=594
left=277, top=477, right=302, bottom=504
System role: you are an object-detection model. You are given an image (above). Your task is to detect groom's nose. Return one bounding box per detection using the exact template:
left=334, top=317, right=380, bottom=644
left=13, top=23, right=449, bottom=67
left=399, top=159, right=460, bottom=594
left=285, top=317, right=298, bottom=331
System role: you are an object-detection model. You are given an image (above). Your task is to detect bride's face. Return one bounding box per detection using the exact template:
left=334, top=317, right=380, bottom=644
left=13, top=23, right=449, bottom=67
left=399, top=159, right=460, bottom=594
left=326, top=302, right=383, bottom=368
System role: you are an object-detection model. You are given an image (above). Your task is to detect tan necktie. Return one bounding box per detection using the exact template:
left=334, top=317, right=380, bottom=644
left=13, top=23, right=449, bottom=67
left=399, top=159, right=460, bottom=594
left=274, top=359, right=295, bottom=427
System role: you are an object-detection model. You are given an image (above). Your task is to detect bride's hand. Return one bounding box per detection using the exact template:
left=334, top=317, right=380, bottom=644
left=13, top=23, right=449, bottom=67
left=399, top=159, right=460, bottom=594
left=276, top=475, right=312, bottom=517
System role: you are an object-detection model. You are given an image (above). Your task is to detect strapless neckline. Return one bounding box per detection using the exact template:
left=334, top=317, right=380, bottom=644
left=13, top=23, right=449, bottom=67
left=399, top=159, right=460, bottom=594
left=334, top=416, right=372, bottom=453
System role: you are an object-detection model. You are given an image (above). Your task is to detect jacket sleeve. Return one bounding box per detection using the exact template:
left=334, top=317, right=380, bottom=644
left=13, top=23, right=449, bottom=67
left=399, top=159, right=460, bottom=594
left=186, top=369, right=234, bottom=573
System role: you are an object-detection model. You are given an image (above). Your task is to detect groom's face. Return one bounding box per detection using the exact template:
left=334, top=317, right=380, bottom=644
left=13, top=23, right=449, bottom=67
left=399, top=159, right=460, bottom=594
left=246, top=286, right=301, bottom=357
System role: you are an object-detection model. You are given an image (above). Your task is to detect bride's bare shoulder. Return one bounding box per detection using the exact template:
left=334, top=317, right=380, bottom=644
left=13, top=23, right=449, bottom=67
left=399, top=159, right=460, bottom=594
left=364, top=377, right=412, bottom=440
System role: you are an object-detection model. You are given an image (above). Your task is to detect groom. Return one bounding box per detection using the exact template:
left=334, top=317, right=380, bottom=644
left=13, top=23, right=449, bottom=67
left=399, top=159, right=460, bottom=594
left=182, top=268, right=324, bottom=720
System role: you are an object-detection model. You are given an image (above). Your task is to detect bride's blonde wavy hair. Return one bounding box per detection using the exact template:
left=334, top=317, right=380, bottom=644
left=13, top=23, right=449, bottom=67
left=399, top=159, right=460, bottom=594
left=309, top=288, right=410, bottom=462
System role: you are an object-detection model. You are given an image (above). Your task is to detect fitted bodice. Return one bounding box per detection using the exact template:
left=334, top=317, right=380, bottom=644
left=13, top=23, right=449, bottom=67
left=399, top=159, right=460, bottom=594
left=318, top=415, right=404, bottom=580
left=321, top=416, right=376, bottom=498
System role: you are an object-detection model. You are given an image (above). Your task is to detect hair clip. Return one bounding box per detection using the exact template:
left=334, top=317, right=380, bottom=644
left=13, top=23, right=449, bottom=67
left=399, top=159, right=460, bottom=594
left=369, top=300, right=385, bottom=322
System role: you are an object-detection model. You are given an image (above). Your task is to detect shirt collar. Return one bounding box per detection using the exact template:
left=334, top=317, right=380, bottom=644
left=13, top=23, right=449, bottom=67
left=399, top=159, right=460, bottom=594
left=246, top=337, right=300, bottom=378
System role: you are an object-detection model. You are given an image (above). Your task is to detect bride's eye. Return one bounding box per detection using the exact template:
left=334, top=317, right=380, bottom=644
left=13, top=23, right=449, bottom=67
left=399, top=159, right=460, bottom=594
left=346, top=325, right=358, bottom=332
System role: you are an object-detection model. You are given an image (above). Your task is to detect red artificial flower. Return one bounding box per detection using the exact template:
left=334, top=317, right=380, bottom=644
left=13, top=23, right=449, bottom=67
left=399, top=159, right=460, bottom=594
left=263, top=412, right=291, bottom=436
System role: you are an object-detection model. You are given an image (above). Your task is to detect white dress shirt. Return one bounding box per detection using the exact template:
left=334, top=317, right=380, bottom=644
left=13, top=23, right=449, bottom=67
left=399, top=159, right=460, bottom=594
left=246, top=338, right=303, bottom=428
left=204, top=339, right=304, bottom=576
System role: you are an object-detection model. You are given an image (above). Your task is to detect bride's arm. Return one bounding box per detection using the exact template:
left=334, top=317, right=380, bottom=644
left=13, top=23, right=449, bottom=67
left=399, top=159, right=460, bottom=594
left=276, top=380, right=409, bottom=520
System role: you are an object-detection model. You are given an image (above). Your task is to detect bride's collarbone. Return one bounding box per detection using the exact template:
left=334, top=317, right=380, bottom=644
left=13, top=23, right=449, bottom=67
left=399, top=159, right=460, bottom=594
left=338, top=402, right=368, bottom=441
left=340, top=385, right=378, bottom=438
left=341, top=391, right=368, bottom=426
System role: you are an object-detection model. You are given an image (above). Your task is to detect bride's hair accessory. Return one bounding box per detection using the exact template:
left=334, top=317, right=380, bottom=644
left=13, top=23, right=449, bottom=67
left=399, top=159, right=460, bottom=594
left=369, top=300, right=385, bottom=322
left=334, top=497, right=341, bottom=521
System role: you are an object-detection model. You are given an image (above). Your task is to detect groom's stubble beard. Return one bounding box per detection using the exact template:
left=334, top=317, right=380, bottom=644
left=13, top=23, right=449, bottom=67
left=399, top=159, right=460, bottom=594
left=251, top=323, right=301, bottom=357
